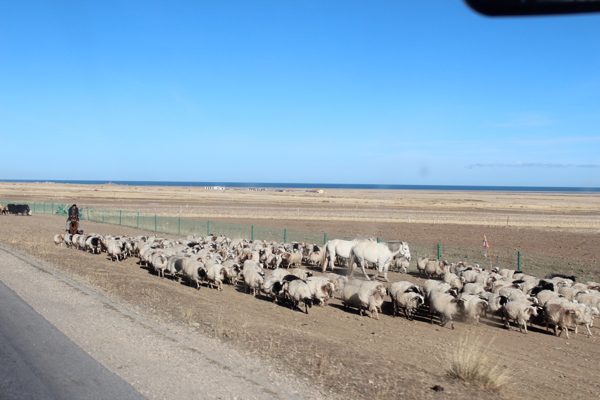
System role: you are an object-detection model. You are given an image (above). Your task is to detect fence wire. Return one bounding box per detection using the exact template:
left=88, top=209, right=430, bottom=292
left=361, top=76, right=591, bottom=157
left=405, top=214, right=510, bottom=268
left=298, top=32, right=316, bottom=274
left=2, top=200, right=598, bottom=280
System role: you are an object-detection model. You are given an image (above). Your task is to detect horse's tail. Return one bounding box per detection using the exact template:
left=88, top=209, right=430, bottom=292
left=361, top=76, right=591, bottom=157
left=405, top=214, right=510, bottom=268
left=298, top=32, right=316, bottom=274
left=320, top=242, right=329, bottom=272
left=347, top=247, right=357, bottom=277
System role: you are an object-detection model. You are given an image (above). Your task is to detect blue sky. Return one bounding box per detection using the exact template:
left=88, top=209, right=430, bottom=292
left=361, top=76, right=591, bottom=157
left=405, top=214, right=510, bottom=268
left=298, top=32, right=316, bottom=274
left=1, top=1, right=599, bottom=187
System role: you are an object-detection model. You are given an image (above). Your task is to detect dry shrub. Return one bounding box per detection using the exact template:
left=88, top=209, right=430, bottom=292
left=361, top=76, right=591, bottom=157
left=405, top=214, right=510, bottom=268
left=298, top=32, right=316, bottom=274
left=439, top=332, right=509, bottom=392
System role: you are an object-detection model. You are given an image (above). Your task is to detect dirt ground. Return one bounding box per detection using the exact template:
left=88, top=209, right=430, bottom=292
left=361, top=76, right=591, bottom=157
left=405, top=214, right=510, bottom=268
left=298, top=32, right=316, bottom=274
left=1, top=183, right=600, bottom=399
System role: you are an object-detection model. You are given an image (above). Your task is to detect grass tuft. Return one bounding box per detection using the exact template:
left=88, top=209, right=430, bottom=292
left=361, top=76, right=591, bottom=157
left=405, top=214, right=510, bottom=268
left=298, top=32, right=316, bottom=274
left=439, top=332, right=509, bottom=392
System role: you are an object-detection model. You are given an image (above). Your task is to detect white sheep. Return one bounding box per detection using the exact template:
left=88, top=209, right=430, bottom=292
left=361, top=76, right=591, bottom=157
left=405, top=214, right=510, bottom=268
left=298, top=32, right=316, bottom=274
left=392, top=255, right=410, bottom=273
left=558, top=286, right=584, bottom=301
left=262, top=275, right=286, bottom=302
left=242, top=260, right=264, bottom=279
left=443, top=273, right=464, bottom=291
left=574, top=292, right=600, bottom=309
left=150, top=252, right=169, bottom=278
left=478, top=292, right=508, bottom=320
left=289, top=268, right=313, bottom=280
left=285, top=279, right=313, bottom=313
left=389, top=281, right=424, bottom=320
left=182, top=260, right=206, bottom=289
left=560, top=302, right=599, bottom=336
left=544, top=303, right=578, bottom=339
left=535, top=290, right=564, bottom=306
left=459, top=294, right=488, bottom=325
left=63, top=233, right=73, bottom=248
left=503, top=301, right=538, bottom=334
left=305, top=276, right=335, bottom=306
left=269, top=268, right=293, bottom=281
left=326, top=273, right=348, bottom=294
left=106, top=239, right=126, bottom=262
left=341, top=281, right=386, bottom=320
left=428, top=291, right=464, bottom=329
left=499, top=268, right=517, bottom=279
left=461, top=282, right=486, bottom=296
left=53, top=233, right=65, bottom=247
left=205, top=263, right=229, bottom=291
left=244, top=268, right=264, bottom=296
left=424, top=260, right=449, bottom=279
left=423, top=280, right=455, bottom=299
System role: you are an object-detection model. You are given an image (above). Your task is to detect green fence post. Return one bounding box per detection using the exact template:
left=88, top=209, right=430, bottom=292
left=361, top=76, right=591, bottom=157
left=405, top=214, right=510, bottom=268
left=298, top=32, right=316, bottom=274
left=207, top=220, right=211, bottom=236
left=52, top=203, right=54, bottom=214
left=251, top=225, right=255, bottom=241
left=377, top=237, right=381, bottom=243
left=154, top=214, right=157, bottom=232
left=283, top=229, right=287, bottom=243
left=178, top=217, right=181, bottom=236
left=137, top=212, right=140, bottom=229
left=323, top=233, right=327, bottom=245
left=119, top=210, right=122, bottom=226
left=437, top=244, right=441, bottom=260
left=517, top=251, right=521, bottom=271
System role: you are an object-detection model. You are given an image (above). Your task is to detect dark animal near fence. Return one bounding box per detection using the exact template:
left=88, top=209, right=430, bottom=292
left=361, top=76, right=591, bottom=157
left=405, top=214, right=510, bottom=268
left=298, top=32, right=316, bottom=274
left=6, top=204, right=32, bottom=216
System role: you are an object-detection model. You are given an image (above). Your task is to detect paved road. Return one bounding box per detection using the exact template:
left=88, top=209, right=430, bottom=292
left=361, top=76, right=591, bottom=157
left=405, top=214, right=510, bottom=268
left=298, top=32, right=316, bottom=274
left=0, top=246, right=319, bottom=400
left=0, top=280, right=147, bottom=400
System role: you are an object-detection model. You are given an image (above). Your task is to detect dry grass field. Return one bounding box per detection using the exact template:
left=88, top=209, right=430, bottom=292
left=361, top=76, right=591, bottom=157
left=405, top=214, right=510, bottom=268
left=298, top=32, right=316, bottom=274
left=2, top=181, right=600, bottom=231
left=1, top=182, right=600, bottom=399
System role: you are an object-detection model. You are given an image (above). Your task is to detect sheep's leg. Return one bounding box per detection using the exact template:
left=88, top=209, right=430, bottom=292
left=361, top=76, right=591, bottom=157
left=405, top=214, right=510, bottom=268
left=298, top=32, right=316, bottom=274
left=586, top=324, right=592, bottom=336
left=439, top=315, right=449, bottom=328
left=520, top=318, right=527, bottom=334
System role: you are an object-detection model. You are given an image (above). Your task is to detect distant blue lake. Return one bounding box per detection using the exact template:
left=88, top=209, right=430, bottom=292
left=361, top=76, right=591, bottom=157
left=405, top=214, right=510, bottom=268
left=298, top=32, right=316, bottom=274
left=2, top=179, right=599, bottom=192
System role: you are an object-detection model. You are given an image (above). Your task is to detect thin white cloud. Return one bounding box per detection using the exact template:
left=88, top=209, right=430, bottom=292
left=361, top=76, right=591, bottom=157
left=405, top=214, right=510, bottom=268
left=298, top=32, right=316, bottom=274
left=467, top=162, right=600, bottom=169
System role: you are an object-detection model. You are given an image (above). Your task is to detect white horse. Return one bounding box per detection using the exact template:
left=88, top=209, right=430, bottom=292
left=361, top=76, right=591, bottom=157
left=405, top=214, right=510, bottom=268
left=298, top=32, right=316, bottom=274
left=348, top=241, right=411, bottom=282
left=320, top=238, right=374, bottom=272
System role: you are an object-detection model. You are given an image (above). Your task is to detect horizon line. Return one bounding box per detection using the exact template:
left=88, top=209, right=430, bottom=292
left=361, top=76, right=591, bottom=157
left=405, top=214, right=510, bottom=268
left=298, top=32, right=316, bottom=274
left=1, top=179, right=599, bottom=192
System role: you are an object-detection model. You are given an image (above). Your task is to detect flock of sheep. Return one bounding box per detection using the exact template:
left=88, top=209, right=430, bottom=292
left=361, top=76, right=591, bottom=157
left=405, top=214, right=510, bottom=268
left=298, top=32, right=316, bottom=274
left=53, top=232, right=600, bottom=339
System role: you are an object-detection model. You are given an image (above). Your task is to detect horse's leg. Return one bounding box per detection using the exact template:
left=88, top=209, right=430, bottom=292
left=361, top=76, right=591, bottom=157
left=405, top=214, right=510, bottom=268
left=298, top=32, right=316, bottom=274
left=377, top=260, right=390, bottom=282
left=360, top=258, right=371, bottom=280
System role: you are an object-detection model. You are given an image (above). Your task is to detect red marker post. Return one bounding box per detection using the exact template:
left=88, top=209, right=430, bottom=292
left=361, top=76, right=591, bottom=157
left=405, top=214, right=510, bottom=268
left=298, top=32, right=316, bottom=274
left=483, top=234, right=490, bottom=266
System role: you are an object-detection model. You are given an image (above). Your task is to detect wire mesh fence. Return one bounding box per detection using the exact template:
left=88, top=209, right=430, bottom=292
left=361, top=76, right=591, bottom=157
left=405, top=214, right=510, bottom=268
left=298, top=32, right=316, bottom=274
left=2, top=199, right=598, bottom=280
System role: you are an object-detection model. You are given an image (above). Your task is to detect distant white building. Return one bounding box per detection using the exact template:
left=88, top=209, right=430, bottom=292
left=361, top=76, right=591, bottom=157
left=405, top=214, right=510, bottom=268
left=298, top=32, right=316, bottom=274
left=204, top=186, right=225, bottom=190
